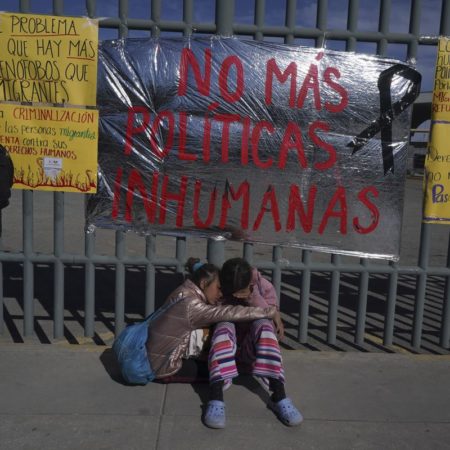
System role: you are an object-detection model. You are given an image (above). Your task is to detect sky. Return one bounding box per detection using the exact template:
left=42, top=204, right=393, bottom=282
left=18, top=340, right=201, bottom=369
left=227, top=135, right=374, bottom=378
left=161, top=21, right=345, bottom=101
left=0, top=0, right=443, bottom=93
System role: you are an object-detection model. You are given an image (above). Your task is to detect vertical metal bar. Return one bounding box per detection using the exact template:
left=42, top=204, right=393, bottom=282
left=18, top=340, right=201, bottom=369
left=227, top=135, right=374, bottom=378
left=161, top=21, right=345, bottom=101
left=216, top=0, right=235, bottom=36
left=176, top=236, right=186, bottom=273
left=53, top=0, right=63, bottom=15
left=285, top=0, right=296, bottom=44
left=86, top=0, right=96, bottom=18
left=272, top=246, right=282, bottom=301
left=19, top=0, right=30, bottom=12
left=145, top=234, right=156, bottom=316
left=119, top=0, right=128, bottom=38
left=412, top=222, right=430, bottom=350
left=151, top=0, right=161, bottom=37
left=115, top=231, right=126, bottom=335
left=84, top=230, right=95, bottom=337
left=23, top=190, right=34, bottom=337
left=298, top=250, right=311, bottom=343
left=383, top=261, right=398, bottom=346
left=207, top=238, right=225, bottom=267
left=243, top=242, right=254, bottom=265
left=316, top=0, right=328, bottom=48
left=53, top=192, right=64, bottom=339
left=253, top=0, right=264, bottom=41
left=442, top=280, right=450, bottom=349
left=327, top=254, right=341, bottom=345
left=440, top=0, right=450, bottom=35
left=183, top=0, right=194, bottom=36
left=355, top=258, right=369, bottom=345
left=440, top=233, right=450, bottom=348
left=346, top=0, right=359, bottom=51
left=377, top=0, right=391, bottom=56
left=407, top=0, right=420, bottom=59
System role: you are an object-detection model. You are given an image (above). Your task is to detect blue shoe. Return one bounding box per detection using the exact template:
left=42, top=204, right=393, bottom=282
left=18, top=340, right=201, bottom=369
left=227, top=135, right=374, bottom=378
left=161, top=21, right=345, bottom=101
left=203, top=400, right=226, bottom=429
left=269, top=398, right=303, bottom=426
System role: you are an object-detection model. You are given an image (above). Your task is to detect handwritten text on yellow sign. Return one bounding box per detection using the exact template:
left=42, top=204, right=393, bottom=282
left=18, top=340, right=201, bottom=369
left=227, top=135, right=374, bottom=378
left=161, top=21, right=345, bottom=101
left=424, top=37, right=450, bottom=223
left=0, top=103, right=98, bottom=193
left=0, top=12, right=98, bottom=106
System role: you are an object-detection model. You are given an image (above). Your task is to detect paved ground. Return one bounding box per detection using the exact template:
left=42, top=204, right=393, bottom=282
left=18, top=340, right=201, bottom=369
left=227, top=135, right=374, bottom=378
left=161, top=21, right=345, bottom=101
left=1, top=343, right=450, bottom=450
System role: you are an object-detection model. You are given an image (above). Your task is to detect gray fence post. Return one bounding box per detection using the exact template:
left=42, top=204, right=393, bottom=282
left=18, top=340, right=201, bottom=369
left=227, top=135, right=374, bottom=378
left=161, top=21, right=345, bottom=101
left=412, top=222, right=431, bottom=350
left=23, top=190, right=34, bottom=336
left=53, top=192, right=65, bottom=339
left=207, top=237, right=225, bottom=267
left=215, top=0, right=234, bottom=36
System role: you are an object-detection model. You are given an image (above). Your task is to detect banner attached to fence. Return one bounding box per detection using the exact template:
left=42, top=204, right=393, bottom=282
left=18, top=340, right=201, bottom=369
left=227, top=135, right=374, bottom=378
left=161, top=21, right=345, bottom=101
left=0, top=103, right=98, bottom=192
left=423, top=37, right=450, bottom=224
left=86, top=37, right=420, bottom=260
left=0, top=12, right=98, bottom=106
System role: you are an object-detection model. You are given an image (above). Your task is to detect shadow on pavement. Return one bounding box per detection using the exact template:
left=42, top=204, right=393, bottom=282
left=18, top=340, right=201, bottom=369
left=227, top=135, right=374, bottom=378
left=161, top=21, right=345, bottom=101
left=1, top=261, right=449, bottom=354
left=99, top=348, right=131, bottom=386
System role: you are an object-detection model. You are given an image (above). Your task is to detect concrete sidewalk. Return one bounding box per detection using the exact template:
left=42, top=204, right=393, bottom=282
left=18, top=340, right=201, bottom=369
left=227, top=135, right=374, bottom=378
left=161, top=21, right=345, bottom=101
left=1, top=344, right=450, bottom=450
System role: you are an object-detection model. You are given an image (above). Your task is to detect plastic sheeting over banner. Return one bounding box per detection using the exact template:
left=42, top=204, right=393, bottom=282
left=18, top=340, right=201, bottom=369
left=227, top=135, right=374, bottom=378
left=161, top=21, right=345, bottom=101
left=86, top=37, right=421, bottom=260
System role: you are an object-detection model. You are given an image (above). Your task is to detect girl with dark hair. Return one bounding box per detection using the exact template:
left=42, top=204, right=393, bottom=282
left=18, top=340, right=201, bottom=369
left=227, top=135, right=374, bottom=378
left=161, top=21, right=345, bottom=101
left=145, top=256, right=278, bottom=396
left=203, top=257, right=302, bottom=428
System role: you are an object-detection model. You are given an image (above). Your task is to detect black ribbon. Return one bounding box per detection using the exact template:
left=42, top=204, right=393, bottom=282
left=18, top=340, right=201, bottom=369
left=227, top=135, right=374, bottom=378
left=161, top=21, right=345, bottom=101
left=347, top=64, right=422, bottom=174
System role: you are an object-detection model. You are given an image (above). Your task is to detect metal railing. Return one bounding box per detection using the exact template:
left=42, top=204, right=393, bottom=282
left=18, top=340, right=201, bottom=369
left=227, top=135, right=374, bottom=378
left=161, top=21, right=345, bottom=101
left=0, top=0, right=449, bottom=353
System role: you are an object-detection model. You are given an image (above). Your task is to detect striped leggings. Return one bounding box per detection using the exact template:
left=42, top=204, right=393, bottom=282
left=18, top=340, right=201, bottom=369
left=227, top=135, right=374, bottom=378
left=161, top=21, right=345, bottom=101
left=208, top=319, right=285, bottom=385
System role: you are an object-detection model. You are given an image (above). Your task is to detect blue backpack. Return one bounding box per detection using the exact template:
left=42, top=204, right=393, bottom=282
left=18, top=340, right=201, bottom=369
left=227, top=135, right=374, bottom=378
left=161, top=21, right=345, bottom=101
left=112, top=299, right=181, bottom=385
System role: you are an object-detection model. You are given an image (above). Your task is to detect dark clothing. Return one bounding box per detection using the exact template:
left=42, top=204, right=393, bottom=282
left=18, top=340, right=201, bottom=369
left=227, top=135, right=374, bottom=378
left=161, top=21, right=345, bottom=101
left=155, top=358, right=209, bottom=384
left=0, top=144, right=13, bottom=210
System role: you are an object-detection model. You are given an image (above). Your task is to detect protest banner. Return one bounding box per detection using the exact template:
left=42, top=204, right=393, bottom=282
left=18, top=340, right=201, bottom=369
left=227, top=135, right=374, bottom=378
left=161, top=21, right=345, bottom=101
left=0, top=12, right=99, bottom=193
left=423, top=37, right=450, bottom=223
left=86, top=37, right=420, bottom=260
left=0, top=12, right=98, bottom=106
left=0, top=103, right=98, bottom=192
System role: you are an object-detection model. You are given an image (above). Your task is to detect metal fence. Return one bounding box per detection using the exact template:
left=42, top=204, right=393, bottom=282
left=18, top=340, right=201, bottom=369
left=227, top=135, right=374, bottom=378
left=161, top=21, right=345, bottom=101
left=0, top=0, right=449, bottom=353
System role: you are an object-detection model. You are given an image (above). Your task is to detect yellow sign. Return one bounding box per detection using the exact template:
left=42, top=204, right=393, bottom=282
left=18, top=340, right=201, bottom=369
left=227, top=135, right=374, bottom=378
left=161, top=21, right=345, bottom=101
left=0, top=12, right=98, bottom=106
left=423, top=37, right=450, bottom=223
left=0, top=103, right=98, bottom=193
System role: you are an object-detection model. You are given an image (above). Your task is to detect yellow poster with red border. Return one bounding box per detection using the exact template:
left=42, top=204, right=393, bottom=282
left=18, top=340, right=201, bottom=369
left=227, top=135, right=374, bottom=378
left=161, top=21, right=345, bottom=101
left=0, top=103, right=98, bottom=193
left=423, top=37, right=450, bottom=223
